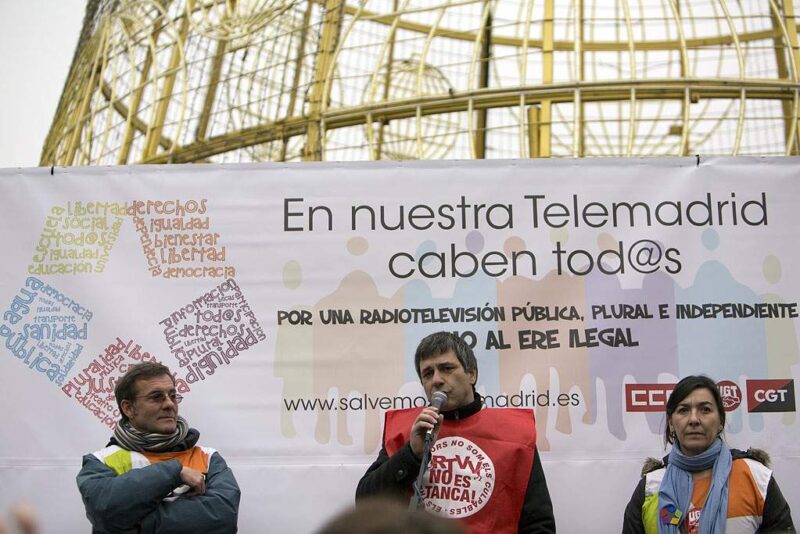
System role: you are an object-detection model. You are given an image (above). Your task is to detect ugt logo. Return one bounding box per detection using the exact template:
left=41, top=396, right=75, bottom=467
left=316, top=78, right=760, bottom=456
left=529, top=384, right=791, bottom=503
left=716, top=380, right=742, bottom=412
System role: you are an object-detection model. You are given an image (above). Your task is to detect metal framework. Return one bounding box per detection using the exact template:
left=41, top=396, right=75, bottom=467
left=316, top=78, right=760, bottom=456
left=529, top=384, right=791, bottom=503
left=42, top=0, right=800, bottom=165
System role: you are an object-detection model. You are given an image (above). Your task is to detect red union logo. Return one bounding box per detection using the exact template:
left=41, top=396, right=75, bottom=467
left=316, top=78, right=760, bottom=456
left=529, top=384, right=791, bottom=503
left=716, top=380, right=742, bottom=412
left=625, top=383, right=675, bottom=412
left=424, top=437, right=495, bottom=518
left=746, top=379, right=796, bottom=413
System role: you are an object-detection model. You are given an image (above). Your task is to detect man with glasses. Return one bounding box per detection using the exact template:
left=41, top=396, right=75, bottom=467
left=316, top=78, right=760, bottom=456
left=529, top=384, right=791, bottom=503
left=76, top=362, right=240, bottom=533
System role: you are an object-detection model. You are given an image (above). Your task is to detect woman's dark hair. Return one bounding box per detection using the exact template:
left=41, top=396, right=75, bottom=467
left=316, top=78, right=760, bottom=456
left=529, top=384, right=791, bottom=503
left=664, top=375, right=726, bottom=447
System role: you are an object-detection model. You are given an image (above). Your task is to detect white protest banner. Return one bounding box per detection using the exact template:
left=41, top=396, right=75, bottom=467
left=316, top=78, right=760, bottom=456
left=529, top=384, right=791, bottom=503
left=0, top=157, right=797, bottom=532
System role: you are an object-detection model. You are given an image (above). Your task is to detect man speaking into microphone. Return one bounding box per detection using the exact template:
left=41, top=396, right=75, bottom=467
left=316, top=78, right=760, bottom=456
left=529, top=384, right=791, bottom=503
left=356, top=332, right=555, bottom=533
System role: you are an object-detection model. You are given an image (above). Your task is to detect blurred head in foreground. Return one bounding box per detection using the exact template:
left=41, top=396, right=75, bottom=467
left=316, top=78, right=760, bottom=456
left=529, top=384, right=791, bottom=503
left=317, top=498, right=465, bottom=534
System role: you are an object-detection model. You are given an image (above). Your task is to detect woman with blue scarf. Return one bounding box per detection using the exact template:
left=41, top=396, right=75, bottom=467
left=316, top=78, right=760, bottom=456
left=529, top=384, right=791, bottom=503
left=622, top=375, right=794, bottom=533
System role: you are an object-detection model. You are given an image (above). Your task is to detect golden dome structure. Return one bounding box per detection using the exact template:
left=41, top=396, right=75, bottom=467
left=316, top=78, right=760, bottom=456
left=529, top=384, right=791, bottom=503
left=42, top=0, right=800, bottom=165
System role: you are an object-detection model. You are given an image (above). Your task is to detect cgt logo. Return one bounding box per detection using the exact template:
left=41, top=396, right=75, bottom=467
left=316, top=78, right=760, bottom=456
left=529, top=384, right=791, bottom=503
left=746, top=380, right=796, bottom=413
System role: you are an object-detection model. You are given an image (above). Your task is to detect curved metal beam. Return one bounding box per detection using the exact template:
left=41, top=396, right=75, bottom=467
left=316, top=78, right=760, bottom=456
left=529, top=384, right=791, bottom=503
left=141, top=77, right=800, bottom=163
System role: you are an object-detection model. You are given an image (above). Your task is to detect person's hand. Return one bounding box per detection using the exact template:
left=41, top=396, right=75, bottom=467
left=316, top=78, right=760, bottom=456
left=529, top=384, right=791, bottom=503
left=0, top=503, right=38, bottom=534
left=179, top=467, right=206, bottom=496
left=409, top=407, right=444, bottom=458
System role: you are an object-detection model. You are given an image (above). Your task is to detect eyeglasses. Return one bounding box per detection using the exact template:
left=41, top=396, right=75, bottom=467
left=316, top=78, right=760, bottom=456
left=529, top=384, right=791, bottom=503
left=135, top=391, right=183, bottom=405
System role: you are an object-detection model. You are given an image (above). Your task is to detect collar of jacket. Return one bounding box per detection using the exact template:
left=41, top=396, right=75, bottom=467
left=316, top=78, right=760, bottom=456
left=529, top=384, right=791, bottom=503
left=442, top=390, right=482, bottom=420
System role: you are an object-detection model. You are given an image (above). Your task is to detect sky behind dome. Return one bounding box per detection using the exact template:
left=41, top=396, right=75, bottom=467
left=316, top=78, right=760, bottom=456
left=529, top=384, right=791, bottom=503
left=0, top=0, right=85, bottom=168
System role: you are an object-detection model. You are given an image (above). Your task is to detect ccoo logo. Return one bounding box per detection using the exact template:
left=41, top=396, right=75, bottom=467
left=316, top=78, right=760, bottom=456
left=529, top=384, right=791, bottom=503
left=625, top=382, right=742, bottom=412
left=746, top=379, right=796, bottom=413
left=625, top=383, right=674, bottom=412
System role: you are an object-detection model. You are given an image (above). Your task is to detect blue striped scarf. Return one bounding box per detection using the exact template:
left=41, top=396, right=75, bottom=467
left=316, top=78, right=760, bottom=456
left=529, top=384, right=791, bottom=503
left=658, top=438, right=731, bottom=534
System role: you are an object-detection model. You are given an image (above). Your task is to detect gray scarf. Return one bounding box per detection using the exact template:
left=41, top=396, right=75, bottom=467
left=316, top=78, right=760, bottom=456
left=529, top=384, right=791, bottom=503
left=113, top=416, right=190, bottom=452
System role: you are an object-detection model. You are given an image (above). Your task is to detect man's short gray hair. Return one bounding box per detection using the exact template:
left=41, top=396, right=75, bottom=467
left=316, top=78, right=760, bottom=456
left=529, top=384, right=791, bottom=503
left=414, top=331, right=478, bottom=379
